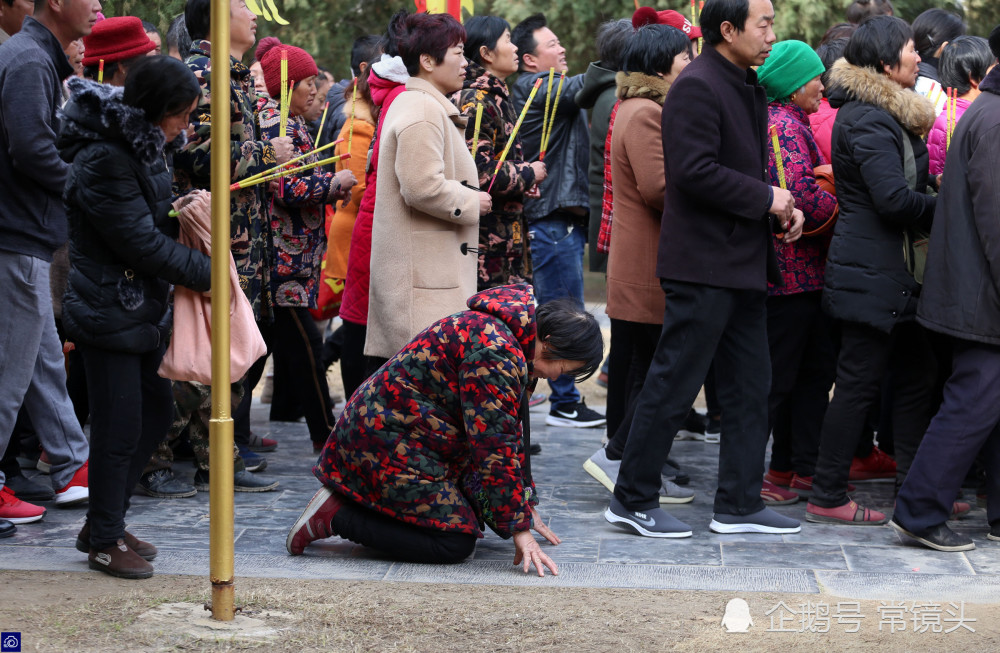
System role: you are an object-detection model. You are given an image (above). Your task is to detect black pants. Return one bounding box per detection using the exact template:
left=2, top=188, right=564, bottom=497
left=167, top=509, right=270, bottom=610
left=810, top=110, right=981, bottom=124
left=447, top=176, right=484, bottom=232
left=895, top=339, right=1000, bottom=532
left=606, top=319, right=660, bottom=460
left=333, top=498, right=476, bottom=564
left=811, top=320, right=936, bottom=508
left=766, top=292, right=838, bottom=477
left=615, top=281, right=770, bottom=515
left=339, top=318, right=368, bottom=402
left=233, top=321, right=270, bottom=448
left=269, top=306, right=335, bottom=445
left=81, top=343, right=173, bottom=549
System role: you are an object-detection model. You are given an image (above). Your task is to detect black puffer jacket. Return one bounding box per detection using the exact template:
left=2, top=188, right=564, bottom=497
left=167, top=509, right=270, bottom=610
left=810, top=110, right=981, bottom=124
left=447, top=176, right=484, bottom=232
left=59, top=78, right=211, bottom=354
left=823, top=60, right=937, bottom=333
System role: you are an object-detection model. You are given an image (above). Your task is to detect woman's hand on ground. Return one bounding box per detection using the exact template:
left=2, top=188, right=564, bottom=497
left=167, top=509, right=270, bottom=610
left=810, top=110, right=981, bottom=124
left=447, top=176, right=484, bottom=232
left=512, top=530, right=559, bottom=577
left=530, top=505, right=561, bottom=546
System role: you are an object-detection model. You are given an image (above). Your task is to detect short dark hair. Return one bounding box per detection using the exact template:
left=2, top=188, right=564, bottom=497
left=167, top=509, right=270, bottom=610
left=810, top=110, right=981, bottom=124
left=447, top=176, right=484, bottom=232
left=700, top=0, right=750, bottom=46
left=991, top=24, right=1000, bottom=60
left=350, top=34, right=384, bottom=77
left=391, top=11, right=466, bottom=77
left=464, top=15, right=510, bottom=67
left=845, top=0, right=893, bottom=25
left=511, top=13, right=547, bottom=72
left=166, top=14, right=191, bottom=60
left=620, top=25, right=689, bottom=77
left=83, top=57, right=145, bottom=83
left=912, top=9, right=965, bottom=62
left=596, top=18, right=634, bottom=72
left=940, top=36, right=994, bottom=96
left=844, top=15, right=912, bottom=72
left=141, top=20, right=159, bottom=37
left=819, top=22, right=856, bottom=46
left=535, top=298, right=603, bottom=383
left=123, top=55, right=202, bottom=124
left=816, top=37, right=850, bottom=94
left=184, top=0, right=210, bottom=42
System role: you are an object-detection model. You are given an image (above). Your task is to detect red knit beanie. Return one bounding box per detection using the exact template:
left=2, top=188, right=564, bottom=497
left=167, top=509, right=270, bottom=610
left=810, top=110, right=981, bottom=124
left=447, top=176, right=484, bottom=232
left=82, top=16, right=157, bottom=66
left=259, top=42, right=318, bottom=99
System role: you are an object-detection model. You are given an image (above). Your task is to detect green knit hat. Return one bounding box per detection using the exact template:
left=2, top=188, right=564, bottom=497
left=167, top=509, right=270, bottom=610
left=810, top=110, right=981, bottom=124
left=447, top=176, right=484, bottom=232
left=757, top=40, right=826, bottom=103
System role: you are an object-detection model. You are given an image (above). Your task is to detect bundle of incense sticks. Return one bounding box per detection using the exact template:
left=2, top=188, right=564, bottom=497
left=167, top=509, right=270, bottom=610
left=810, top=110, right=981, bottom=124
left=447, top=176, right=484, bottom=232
left=488, top=78, right=543, bottom=193
left=231, top=152, right=351, bottom=191
left=539, top=72, right=565, bottom=161
left=239, top=138, right=343, bottom=189
left=770, top=125, right=787, bottom=189
left=946, top=87, right=957, bottom=152
left=313, top=102, right=330, bottom=149
left=347, top=79, right=358, bottom=152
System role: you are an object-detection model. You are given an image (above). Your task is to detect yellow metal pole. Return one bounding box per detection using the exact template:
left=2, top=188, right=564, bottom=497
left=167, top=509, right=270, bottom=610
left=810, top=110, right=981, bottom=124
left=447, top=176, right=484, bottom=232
left=209, top=0, right=234, bottom=622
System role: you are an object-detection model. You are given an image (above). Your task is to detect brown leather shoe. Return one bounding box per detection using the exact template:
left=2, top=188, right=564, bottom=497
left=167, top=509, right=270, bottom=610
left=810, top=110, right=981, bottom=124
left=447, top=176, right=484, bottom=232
left=76, top=522, right=157, bottom=561
left=88, top=539, right=154, bottom=579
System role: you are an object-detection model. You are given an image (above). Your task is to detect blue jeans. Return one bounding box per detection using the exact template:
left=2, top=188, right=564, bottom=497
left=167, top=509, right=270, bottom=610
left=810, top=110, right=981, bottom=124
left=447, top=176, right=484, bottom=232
left=528, top=217, right=585, bottom=407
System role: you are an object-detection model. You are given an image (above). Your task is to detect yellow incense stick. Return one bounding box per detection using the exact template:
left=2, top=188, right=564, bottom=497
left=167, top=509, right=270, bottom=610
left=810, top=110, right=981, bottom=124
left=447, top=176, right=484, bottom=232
left=239, top=138, right=343, bottom=187
left=770, top=125, right=786, bottom=189
left=540, top=72, right=565, bottom=161
left=540, top=68, right=555, bottom=153
left=231, top=152, right=351, bottom=191
left=488, top=78, right=543, bottom=193
left=98, top=59, right=104, bottom=84
left=279, top=50, right=289, bottom=139
left=347, top=78, right=358, bottom=152
left=470, top=103, right=483, bottom=157
left=314, top=101, right=330, bottom=149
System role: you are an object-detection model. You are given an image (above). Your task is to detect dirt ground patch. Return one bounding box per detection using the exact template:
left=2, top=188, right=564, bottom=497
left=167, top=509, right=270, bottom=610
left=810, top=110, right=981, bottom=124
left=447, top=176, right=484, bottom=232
left=0, top=570, right=997, bottom=651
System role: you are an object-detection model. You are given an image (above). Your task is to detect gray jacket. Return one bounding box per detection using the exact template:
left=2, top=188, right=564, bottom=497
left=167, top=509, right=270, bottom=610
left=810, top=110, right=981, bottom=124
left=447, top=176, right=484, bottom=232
left=0, top=17, right=73, bottom=261
left=511, top=71, right=589, bottom=224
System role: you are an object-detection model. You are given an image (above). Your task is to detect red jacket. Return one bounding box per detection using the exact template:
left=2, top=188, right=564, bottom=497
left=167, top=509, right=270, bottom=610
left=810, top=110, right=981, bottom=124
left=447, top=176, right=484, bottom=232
left=808, top=97, right=837, bottom=165
left=338, top=67, right=407, bottom=325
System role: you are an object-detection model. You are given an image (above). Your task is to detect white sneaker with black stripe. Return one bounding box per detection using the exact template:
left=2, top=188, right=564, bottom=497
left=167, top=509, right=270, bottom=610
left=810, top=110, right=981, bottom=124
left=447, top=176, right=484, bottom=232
left=546, top=399, right=606, bottom=428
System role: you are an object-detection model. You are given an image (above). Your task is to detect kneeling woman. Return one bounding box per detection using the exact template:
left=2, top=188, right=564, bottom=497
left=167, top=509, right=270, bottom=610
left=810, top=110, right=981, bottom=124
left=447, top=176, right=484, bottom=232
left=287, top=285, right=602, bottom=575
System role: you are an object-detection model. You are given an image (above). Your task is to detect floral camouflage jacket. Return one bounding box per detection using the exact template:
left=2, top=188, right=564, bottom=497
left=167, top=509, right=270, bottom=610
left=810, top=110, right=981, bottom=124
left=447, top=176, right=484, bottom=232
left=173, top=39, right=276, bottom=320
left=314, top=284, right=538, bottom=539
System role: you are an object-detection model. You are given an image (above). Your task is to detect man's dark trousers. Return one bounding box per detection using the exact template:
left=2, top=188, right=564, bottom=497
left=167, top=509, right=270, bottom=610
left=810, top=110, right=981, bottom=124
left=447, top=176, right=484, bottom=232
left=895, top=339, right=1000, bottom=533
left=614, top=280, right=769, bottom=515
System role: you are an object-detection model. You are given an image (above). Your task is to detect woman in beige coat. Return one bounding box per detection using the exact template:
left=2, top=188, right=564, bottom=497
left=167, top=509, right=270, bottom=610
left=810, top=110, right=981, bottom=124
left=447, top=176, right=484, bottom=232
left=366, top=12, right=491, bottom=361
left=584, top=25, right=695, bottom=490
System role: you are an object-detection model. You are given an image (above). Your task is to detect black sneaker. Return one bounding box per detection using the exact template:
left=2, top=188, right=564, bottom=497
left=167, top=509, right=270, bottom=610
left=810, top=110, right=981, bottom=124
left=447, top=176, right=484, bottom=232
left=0, top=519, right=15, bottom=539
left=890, top=518, right=975, bottom=552
left=237, top=445, right=268, bottom=472
left=605, top=496, right=693, bottom=538
left=546, top=400, right=607, bottom=428
left=193, top=469, right=279, bottom=493
left=136, top=469, right=196, bottom=499
left=4, top=473, right=54, bottom=502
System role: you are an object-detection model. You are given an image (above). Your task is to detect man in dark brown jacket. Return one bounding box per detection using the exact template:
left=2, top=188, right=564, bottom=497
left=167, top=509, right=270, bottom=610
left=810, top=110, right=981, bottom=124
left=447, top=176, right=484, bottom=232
left=606, top=0, right=804, bottom=538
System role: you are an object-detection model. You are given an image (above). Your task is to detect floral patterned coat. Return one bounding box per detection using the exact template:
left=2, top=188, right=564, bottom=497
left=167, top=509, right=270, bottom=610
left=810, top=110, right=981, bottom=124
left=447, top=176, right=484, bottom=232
left=314, top=284, right=538, bottom=539
left=173, top=40, right=276, bottom=320
left=456, top=62, right=535, bottom=290
left=257, top=97, right=347, bottom=308
left=766, top=101, right=838, bottom=296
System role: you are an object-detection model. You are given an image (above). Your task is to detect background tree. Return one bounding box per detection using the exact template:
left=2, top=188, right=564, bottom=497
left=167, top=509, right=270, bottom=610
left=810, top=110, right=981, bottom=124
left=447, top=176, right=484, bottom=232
left=99, top=0, right=1000, bottom=80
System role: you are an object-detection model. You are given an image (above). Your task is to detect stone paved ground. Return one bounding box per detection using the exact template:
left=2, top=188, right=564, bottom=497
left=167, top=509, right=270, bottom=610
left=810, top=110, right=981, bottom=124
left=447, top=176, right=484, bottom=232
left=2, top=399, right=998, bottom=603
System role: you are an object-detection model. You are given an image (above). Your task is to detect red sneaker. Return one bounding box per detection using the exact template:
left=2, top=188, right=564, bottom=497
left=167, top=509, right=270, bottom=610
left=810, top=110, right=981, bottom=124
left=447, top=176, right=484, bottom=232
left=761, top=480, right=799, bottom=505
left=805, top=500, right=887, bottom=525
left=849, top=446, right=896, bottom=481
left=764, top=469, right=794, bottom=487
left=0, top=486, right=46, bottom=524
left=286, top=486, right=344, bottom=555
left=55, top=460, right=89, bottom=506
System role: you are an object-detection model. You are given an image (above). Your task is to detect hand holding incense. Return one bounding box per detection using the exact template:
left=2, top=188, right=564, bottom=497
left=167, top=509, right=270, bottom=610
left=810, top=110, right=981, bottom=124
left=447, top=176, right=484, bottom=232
left=488, top=78, right=543, bottom=193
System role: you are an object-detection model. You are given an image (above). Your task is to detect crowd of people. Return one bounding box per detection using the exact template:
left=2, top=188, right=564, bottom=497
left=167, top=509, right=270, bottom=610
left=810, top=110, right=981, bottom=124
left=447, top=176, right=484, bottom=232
left=1, top=0, right=999, bottom=580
